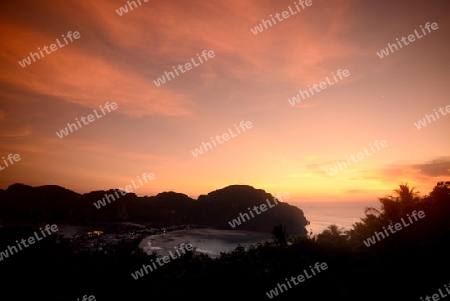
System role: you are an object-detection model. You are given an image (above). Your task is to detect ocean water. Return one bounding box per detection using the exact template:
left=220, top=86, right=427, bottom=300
left=138, top=201, right=382, bottom=257
left=140, top=229, right=270, bottom=258
left=293, top=201, right=381, bottom=236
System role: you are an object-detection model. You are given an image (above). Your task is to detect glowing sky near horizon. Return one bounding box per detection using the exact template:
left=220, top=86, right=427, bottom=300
left=0, top=0, right=449, bottom=202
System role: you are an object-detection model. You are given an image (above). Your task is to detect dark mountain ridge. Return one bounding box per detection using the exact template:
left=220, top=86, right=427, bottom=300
left=0, top=183, right=309, bottom=236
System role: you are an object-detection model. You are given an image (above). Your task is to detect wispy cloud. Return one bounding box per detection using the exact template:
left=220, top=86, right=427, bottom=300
left=412, top=157, right=450, bottom=177
left=1, top=126, right=32, bottom=138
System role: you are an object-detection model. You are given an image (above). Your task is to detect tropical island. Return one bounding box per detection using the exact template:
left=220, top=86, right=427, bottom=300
left=0, top=181, right=449, bottom=301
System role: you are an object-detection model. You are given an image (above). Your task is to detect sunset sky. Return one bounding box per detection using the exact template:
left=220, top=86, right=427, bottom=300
left=0, top=0, right=449, bottom=203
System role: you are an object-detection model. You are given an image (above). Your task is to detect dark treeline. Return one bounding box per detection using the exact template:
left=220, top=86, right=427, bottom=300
left=0, top=181, right=449, bottom=300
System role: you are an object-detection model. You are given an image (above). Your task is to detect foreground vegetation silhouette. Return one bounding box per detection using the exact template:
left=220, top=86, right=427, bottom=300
left=1, top=181, right=449, bottom=300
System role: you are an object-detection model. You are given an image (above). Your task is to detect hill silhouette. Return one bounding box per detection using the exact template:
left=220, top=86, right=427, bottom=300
left=1, top=182, right=449, bottom=301
left=0, top=183, right=308, bottom=236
